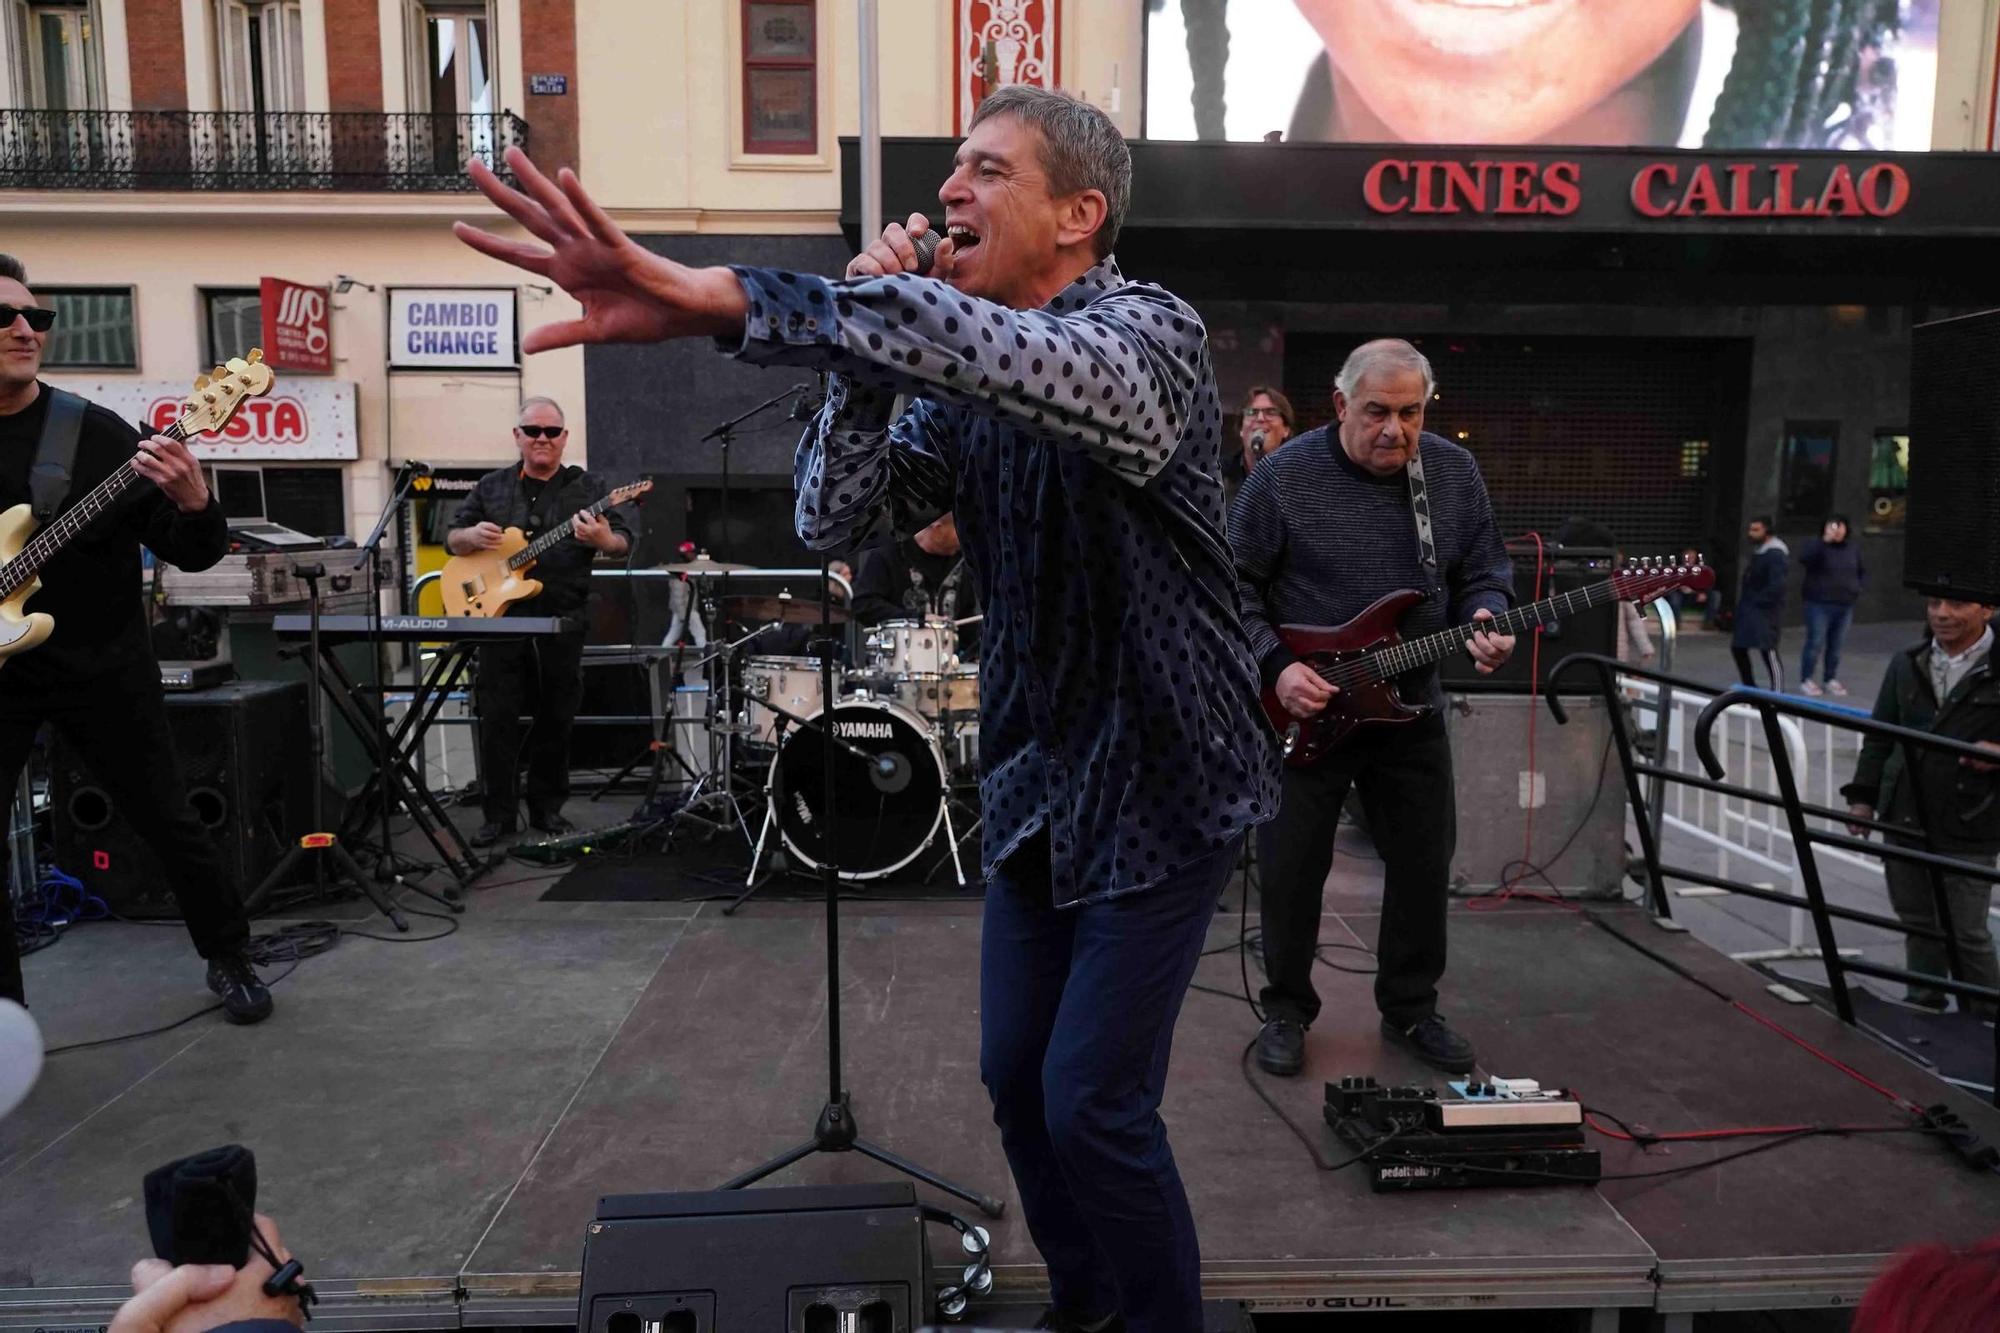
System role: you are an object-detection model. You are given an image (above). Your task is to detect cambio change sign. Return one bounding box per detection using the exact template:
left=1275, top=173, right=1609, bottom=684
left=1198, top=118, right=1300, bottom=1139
left=388, top=287, right=519, bottom=370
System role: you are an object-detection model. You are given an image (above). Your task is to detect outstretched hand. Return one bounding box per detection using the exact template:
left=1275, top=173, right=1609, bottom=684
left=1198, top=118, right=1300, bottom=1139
left=455, top=147, right=748, bottom=352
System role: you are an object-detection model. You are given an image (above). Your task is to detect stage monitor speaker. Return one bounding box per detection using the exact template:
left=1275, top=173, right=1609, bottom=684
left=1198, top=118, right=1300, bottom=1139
left=1906, top=310, right=2000, bottom=604
left=1438, top=546, right=1618, bottom=694
left=577, top=1182, right=929, bottom=1333
left=50, top=680, right=311, bottom=917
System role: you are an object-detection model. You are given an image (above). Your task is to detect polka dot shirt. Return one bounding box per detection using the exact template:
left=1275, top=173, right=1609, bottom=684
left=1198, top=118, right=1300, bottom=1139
left=727, top=257, right=1281, bottom=906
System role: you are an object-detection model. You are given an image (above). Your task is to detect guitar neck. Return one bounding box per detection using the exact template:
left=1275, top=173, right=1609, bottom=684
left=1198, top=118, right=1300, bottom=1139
left=0, top=421, right=186, bottom=598
left=508, top=491, right=617, bottom=569
left=1369, top=578, right=1624, bottom=680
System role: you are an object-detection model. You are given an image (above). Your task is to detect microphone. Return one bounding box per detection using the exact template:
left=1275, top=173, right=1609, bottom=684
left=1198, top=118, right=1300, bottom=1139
left=911, top=228, right=941, bottom=276
left=788, top=380, right=825, bottom=420
left=1249, top=429, right=1267, bottom=459
left=396, top=459, right=434, bottom=478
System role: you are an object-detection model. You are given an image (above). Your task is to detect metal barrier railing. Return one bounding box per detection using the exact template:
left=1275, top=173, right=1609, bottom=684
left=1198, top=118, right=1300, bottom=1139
left=1548, top=651, right=2000, bottom=1103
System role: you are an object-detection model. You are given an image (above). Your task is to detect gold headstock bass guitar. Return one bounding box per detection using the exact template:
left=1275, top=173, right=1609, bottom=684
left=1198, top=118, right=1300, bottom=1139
left=440, top=479, right=653, bottom=618
left=0, top=350, right=277, bottom=670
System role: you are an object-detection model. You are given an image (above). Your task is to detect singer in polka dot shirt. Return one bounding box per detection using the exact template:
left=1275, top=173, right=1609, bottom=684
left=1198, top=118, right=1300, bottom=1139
left=456, top=85, right=1280, bottom=1333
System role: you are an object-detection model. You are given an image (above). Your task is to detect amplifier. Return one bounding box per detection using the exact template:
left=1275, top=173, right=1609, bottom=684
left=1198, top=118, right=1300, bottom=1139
left=1439, top=545, right=1618, bottom=694
left=160, top=660, right=237, bottom=692
left=577, top=1182, right=930, bottom=1333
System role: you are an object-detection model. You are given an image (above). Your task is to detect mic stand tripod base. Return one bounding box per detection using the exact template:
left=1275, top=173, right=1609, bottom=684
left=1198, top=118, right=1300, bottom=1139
left=252, top=832, right=411, bottom=933
left=719, top=1091, right=1005, bottom=1219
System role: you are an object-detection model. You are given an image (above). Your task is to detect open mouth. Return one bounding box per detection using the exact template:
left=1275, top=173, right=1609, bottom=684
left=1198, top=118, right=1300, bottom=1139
left=947, top=224, right=982, bottom=253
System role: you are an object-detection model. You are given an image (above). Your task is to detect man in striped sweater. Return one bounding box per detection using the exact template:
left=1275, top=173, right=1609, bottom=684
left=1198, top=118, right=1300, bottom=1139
left=1229, top=339, right=1515, bottom=1078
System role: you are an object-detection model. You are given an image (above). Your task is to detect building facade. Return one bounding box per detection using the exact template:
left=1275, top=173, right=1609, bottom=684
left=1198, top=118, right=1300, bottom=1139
left=5, top=1, right=2000, bottom=624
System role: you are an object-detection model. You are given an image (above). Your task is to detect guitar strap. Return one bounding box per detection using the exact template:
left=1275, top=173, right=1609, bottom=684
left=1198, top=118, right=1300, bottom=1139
left=523, top=464, right=579, bottom=536
left=1404, top=439, right=1440, bottom=595
left=30, top=389, right=86, bottom=523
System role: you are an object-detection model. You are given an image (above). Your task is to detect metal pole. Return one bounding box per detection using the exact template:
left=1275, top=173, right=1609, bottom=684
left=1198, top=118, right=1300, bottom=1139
left=859, top=0, right=881, bottom=245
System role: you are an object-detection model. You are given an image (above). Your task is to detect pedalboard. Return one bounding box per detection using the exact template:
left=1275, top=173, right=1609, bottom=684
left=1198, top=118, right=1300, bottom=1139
left=1324, top=1075, right=1602, bottom=1192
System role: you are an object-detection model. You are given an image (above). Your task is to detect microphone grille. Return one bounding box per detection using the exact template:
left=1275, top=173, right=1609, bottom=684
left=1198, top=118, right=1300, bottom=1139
left=911, top=229, right=940, bottom=275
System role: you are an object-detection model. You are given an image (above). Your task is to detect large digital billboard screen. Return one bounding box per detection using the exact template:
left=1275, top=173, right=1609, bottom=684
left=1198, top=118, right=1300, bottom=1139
left=1145, top=0, right=1940, bottom=151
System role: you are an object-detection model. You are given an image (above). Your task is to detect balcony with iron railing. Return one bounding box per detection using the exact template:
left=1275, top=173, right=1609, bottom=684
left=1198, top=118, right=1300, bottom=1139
left=0, top=110, right=527, bottom=191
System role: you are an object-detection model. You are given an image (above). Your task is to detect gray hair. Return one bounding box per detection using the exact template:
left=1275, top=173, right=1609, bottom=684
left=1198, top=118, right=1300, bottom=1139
left=1335, top=338, right=1436, bottom=401
left=516, top=395, right=565, bottom=427
left=967, top=86, right=1131, bottom=260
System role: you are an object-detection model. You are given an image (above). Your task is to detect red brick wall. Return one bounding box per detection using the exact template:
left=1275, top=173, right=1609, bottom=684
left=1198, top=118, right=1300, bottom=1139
left=124, top=0, right=188, bottom=111
left=325, top=0, right=385, bottom=112
left=520, top=0, right=578, bottom=171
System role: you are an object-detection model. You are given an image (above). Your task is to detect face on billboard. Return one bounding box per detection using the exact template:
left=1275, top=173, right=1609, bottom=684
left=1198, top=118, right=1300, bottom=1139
left=1145, top=0, right=1940, bottom=151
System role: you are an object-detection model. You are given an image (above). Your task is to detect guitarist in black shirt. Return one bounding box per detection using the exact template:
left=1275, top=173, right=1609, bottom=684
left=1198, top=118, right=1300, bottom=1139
left=0, top=254, right=271, bottom=1022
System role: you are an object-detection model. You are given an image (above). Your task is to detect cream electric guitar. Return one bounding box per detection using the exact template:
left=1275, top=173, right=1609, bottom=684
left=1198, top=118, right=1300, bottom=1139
left=440, top=479, right=652, bottom=618
left=0, top=350, right=276, bottom=669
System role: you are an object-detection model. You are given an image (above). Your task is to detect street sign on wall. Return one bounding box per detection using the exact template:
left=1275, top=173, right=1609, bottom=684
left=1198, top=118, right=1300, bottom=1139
left=259, top=276, right=333, bottom=374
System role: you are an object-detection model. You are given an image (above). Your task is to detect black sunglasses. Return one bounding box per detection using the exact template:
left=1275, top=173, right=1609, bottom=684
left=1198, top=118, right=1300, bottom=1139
left=0, top=304, right=56, bottom=333
left=517, top=424, right=565, bottom=439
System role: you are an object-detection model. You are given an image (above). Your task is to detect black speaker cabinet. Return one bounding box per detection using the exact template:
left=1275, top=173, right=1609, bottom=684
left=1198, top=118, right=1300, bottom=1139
left=1907, top=310, right=2000, bottom=604
left=1438, top=547, right=1617, bottom=694
left=577, top=1182, right=930, bottom=1333
left=50, top=680, right=311, bottom=917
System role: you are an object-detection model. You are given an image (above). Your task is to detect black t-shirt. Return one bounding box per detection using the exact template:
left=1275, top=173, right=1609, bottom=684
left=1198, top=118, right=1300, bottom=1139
left=450, top=463, right=634, bottom=616
left=0, top=383, right=228, bottom=692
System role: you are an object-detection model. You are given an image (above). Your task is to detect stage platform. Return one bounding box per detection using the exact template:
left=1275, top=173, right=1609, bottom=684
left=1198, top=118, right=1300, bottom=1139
left=4, top=843, right=1999, bottom=1329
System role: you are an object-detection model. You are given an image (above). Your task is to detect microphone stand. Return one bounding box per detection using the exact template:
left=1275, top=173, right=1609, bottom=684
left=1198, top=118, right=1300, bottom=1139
left=352, top=462, right=465, bottom=908
left=720, top=553, right=1002, bottom=1218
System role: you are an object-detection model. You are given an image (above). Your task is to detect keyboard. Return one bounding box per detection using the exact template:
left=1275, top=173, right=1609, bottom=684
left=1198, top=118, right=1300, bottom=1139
left=272, top=614, right=573, bottom=643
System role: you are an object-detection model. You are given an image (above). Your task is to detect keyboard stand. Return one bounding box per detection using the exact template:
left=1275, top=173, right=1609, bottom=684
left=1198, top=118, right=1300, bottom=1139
left=304, top=637, right=485, bottom=893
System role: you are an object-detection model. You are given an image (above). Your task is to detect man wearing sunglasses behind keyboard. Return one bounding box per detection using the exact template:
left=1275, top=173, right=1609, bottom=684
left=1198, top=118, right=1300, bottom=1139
left=447, top=397, right=631, bottom=847
left=0, top=253, right=271, bottom=1024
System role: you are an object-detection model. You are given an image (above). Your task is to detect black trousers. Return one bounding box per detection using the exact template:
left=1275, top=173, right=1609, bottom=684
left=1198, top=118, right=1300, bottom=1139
left=1731, top=646, right=1784, bottom=691
left=475, top=632, right=586, bottom=825
left=0, top=663, right=250, bottom=1005
left=1256, top=715, right=1453, bottom=1028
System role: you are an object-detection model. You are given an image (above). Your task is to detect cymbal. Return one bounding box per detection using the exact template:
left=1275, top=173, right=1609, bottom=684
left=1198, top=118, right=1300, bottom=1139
left=722, top=594, right=850, bottom=625
left=663, top=555, right=756, bottom=575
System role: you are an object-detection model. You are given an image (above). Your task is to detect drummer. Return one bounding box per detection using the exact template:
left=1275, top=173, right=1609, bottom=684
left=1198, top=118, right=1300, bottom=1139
left=746, top=557, right=855, bottom=659
left=852, top=512, right=980, bottom=659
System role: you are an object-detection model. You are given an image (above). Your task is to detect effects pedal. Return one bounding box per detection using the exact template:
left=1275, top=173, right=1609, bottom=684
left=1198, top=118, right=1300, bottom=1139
left=1324, top=1075, right=1601, bottom=1193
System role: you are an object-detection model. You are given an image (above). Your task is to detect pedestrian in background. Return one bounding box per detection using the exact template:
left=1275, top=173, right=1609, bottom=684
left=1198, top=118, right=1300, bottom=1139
left=1844, top=597, right=2000, bottom=1017
left=1798, top=514, right=1865, bottom=697
left=1731, top=515, right=1788, bottom=690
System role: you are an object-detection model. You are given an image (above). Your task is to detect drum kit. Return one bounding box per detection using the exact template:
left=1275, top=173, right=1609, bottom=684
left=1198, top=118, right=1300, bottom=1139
left=659, top=553, right=982, bottom=889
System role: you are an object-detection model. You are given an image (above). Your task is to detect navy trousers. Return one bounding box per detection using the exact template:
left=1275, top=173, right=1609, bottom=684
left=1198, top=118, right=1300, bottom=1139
left=979, top=831, right=1239, bottom=1333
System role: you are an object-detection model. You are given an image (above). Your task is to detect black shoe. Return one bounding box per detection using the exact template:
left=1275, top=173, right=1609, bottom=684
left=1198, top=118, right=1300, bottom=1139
left=529, top=812, right=574, bottom=836
left=471, top=818, right=516, bottom=848
left=1255, top=1016, right=1306, bottom=1077
left=1033, top=1309, right=1124, bottom=1332
left=1381, top=1013, right=1476, bottom=1074
left=205, top=951, right=274, bottom=1025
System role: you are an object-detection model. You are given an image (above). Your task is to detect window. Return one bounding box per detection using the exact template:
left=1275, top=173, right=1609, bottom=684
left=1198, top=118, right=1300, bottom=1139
left=203, top=288, right=260, bottom=367
left=38, top=286, right=135, bottom=368
left=13, top=1, right=106, bottom=110
left=1778, top=420, right=1839, bottom=522
left=742, top=0, right=816, bottom=154
left=1865, top=428, right=1909, bottom=532
left=216, top=0, right=305, bottom=114
left=409, top=2, right=494, bottom=115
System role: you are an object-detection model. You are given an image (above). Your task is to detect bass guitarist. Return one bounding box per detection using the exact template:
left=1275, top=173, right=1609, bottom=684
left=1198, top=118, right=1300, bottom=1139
left=1229, top=338, right=1513, bottom=1079
left=0, top=253, right=271, bottom=1022
left=447, top=397, right=630, bottom=846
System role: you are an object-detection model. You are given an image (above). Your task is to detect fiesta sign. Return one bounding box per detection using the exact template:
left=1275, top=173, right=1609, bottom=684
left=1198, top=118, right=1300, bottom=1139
left=50, top=377, right=359, bottom=461
left=388, top=287, right=519, bottom=370
left=1362, top=157, right=1912, bottom=221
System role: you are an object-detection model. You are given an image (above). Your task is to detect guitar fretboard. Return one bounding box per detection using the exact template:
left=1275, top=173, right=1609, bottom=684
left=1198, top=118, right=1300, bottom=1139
left=1314, top=576, right=1640, bottom=692
left=0, top=419, right=189, bottom=599
left=507, top=490, right=627, bottom=570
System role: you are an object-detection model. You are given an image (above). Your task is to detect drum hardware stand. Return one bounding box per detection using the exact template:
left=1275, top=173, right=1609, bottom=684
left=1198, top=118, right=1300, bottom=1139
left=720, top=554, right=1004, bottom=1218
left=248, top=565, right=415, bottom=930
left=662, top=622, right=774, bottom=854
left=591, top=649, right=701, bottom=808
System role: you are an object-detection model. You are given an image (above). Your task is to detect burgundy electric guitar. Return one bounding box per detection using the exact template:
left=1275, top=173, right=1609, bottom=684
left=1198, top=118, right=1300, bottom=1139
left=1261, top=557, right=1715, bottom=768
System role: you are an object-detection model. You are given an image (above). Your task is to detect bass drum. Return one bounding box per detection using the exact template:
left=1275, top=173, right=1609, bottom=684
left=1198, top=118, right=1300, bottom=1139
left=771, top=698, right=947, bottom=880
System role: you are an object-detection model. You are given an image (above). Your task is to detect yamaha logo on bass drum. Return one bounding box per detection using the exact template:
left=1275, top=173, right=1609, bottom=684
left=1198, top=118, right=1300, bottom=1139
left=835, top=720, right=895, bottom=740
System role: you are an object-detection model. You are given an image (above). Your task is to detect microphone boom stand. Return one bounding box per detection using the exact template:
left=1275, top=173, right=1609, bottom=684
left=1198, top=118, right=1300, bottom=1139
left=352, top=463, right=466, bottom=908
left=720, top=554, right=1003, bottom=1218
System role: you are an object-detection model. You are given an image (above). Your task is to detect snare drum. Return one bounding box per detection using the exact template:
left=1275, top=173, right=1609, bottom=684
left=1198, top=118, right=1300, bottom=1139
left=739, top=656, right=831, bottom=748
left=864, top=616, right=958, bottom=678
